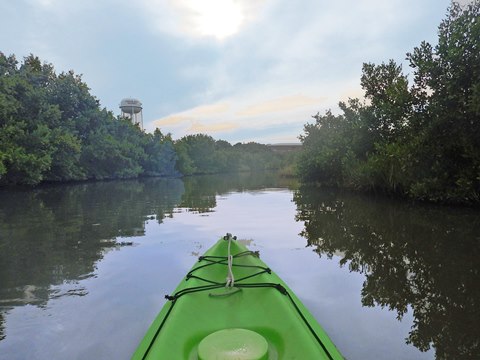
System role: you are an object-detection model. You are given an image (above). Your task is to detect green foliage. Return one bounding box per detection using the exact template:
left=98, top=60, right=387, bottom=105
left=0, top=53, right=178, bottom=186
left=45, top=128, right=84, bottom=181
left=297, top=1, right=480, bottom=204
left=233, top=142, right=282, bottom=172
left=0, top=122, right=52, bottom=185
left=174, top=135, right=283, bottom=175
left=298, top=110, right=352, bottom=184
left=404, top=1, right=480, bottom=202
left=142, top=129, right=178, bottom=176
left=175, top=134, right=218, bottom=174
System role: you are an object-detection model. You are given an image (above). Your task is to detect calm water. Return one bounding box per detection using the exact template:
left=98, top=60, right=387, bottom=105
left=0, top=173, right=478, bottom=360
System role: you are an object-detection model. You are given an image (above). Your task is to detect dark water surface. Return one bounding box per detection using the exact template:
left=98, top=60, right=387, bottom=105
left=0, top=173, right=478, bottom=359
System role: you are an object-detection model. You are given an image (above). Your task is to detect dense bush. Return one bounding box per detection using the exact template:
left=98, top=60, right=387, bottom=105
left=0, top=54, right=178, bottom=185
left=297, top=2, right=480, bottom=204
left=174, top=134, right=283, bottom=175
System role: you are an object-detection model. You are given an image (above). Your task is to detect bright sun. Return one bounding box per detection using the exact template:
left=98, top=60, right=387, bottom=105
left=181, top=0, right=245, bottom=40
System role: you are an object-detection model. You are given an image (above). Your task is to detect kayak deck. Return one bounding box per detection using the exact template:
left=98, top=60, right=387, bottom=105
left=132, top=235, right=344, bottom=359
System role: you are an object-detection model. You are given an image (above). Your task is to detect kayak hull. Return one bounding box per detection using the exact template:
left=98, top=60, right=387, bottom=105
left=132, top=236, right=344, bottom=359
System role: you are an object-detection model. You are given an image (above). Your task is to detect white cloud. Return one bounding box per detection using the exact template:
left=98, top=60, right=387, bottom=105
left=180, top=0, right=399, bottom=104
left=138, top=0, right=269, bottom=41
left=146, top=0, right=450, bottom=143
left=237, top=95, right=326, bottom=117
left=28, top=0, right=56, bottom=7
left=176, top=0, right=244, bottom=40
left=188, top=121, right=239, bottom=133
left=151, top=89, right=335, bottom=143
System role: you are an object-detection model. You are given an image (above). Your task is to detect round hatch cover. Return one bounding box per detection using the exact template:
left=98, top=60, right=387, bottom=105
left=198, top=328, right=268, bottom=360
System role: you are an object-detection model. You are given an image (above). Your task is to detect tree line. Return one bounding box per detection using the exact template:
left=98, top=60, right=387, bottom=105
left=297, top=2, right=480, bottom=204
left=0, top=53, right=284, bottom=186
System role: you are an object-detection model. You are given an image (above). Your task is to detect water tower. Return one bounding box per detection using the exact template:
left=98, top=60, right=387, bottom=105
left=120, top=98, right=143, bottom=129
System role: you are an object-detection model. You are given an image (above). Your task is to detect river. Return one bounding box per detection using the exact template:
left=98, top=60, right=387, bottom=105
left=0, top=173, right=478, bottom=359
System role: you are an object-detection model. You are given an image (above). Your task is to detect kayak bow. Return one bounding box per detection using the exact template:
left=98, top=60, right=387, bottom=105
left=132, top=234, right=344, bottom=359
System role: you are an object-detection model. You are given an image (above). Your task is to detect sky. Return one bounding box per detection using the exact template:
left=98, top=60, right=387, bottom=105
left=0, top=0, right=464, bottom=144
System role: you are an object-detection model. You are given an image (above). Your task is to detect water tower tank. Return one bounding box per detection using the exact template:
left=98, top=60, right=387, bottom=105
left=120, top=98, right=142, bottom=114
left=119, top=98, right=143, bottom=129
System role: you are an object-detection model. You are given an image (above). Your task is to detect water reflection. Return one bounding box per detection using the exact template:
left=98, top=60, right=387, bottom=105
left=0, top=312, right=4, bottom=342
left=0, top=178, right=184, bottom=338
left=294, top=185, right=480, bottom=359
left=0, top=172, right=294, bottom=342
left=179, top=172, right=298, bottom=213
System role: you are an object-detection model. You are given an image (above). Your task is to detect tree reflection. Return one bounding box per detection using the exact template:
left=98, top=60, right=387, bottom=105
left=179, top=172, right=298, bottom=213
left=0, top=178, right=185, bottom=340
left=294, top=185, right=480, bottom=359
left=0, top=312, right=4, bottom=341
left=0, top=172, right=298, bottom=341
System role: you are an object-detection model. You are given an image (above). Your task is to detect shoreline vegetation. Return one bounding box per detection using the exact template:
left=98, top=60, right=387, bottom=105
left=297, top=2, right=480, bottom=205
left=1, top=2, right=479, bottom=206
left=0, top=52, right=291, bottom=186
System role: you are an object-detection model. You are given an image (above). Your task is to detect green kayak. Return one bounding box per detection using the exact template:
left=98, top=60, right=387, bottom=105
left=132, top=234, right=344, bottom=359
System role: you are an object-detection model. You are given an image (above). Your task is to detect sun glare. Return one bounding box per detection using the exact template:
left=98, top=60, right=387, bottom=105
left=182, top=0, right=244, bottom=40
